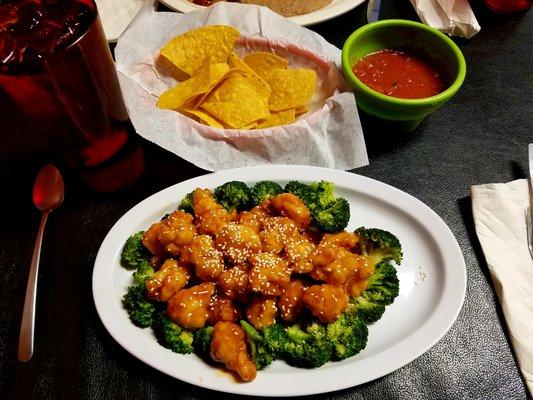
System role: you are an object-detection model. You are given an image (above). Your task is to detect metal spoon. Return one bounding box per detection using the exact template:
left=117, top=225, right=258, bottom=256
left=18, top=164, right=64, bottom=362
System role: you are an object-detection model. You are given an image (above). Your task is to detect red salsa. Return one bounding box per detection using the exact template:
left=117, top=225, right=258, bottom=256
left=352, top=49, right=446, bottom=99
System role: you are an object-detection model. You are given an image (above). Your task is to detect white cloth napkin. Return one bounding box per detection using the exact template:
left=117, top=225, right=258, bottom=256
left=471, top=179, right=533, bottom=395
left=95, top=0, right=148, bottom=42
left=409, top=0, right=481, bottom=38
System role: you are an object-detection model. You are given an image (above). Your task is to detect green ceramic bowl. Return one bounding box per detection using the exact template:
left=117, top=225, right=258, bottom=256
left=342, top=19, right=466, bottom=132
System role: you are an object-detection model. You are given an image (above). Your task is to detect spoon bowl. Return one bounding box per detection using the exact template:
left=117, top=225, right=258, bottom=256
left=33, top=164, right=64, bottom=211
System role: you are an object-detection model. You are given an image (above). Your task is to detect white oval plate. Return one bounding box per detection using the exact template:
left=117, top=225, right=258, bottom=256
left=158, top=0, right=366, bottom=26
left=93, top=165, right=466, bottom=396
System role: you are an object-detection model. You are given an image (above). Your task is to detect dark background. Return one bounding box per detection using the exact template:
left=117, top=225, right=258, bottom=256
left=1, top=1, right=532, bottom=399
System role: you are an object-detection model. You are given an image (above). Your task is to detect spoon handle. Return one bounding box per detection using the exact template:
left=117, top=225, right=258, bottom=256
left=18, top=211, right=49, bottom=362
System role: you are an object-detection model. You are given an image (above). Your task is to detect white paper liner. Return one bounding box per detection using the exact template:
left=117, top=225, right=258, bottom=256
left=115, top=2, right=368, bottom=171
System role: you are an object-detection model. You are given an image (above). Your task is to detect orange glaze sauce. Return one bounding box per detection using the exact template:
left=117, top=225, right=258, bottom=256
left=352, top=49, right=446, bottom=99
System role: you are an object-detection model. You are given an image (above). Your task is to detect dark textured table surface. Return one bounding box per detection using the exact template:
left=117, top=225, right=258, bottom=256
left=1, top=1, right=532, bottom=399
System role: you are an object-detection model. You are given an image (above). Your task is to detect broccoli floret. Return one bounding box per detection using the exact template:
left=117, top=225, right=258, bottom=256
left=312, top=198, right=350, bottom=233
left=240, top=321, right=283, bottom=369
left=193, top=325, right=214, bottom=358
left=309, top=181, right=336, bottom=210
left=250, top=181, right=283, bottom=205
left=350, top=296, right=386, bottom=324
left=300, top=180, right=350, bottom=233
left=178, top=191, right=195, bottom=214
left=347, top=261, right=400, bottom=323
left=121, top=232, right=149, bottom=269
left=355, top=227, right=403, bottom=265
left=153, top=312, right=194, bottom=354
left=363, top=262, right=400, bottom=306
left=262, top=323, right=289, bottom=355
left=122, top=284, right=156, bottom=328
left=214, top=181, right=252, bottom=212
left=284, top=323, right=333, bottom=368
left=326, top=313, right=368, bottom=361
left=286, top=324, right=312, bottom=342
left=284, top=181, right=313, bottom=205
left=132, top=260, right=155, bottom=285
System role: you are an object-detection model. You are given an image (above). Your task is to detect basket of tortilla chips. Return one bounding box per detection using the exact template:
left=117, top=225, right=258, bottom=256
left=115, top=2, right=368, bottom=171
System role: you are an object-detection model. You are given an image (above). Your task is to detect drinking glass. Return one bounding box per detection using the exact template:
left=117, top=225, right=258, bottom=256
left=0, top=0, right=144, bottom=191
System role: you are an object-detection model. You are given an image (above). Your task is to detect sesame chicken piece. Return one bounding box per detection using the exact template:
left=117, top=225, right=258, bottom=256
left=217, top=264, right=251, bottom=303
left=354, top=255, right=375, bottom=280
left=319, top=231, right=359, bottom=250
left=344, top=255, right=374, bottom=297
left=181, top=235, right=224, bottom=281
left=193, top=189, right=234, bottom=236
left=210, top=322, right=257, bottom=382
left=345, top=278, right=369, bottom=298
left=301, top=229, right=322, bottom=245
left=145, top=259, right=190, bottom=302
left=157, top=210, right=196, bottom=256
left=259, top=217, right=299, bottom=254
left=142, top=222, right=167, bottom=257
left=246, top=296, right=278, bottom=329
left=249, top=253, right=291, bottom=296
left=208, top=293, right=242, bottom=324
left=303, top=284, right=349, bottom=323
left=215, top=223, right=262, bottom=264
left=270, top=193, right=311, bottom=229
left=150, top=255, right=164, bottom=268
left=167, top=282, right=215, bottom=329
left=236, top=203, right=271, bottom=234
left=284, top=233, right=316, bottom=274
left=310, top=246, right=363, bottom=286
left=278, top=280, right=307, bottom=322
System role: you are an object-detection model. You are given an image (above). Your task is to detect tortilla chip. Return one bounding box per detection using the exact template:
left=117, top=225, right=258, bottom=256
left=201, top=74, right=270, bottom=128
left=267, top=68, right=316, bottom=112
left=160, top=25, right=239, bottom=76
left=243, top=51, right=289, bottom=80
left=294, top=104, right=309, bottom=116
left=228, top=52, right=271, bottom=100
left=257, top=108, right=296, bottom=129
left=182, top=108, right=226, bottom=128
left=157, top=60, right=230, bottom=110
left=241, top=121, right=258, bottom=130
left=191, top=67, right=247, bottom=109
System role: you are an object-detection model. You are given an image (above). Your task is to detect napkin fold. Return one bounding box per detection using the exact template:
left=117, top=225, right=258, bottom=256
left=410, top=0, right=481, bottom=38
left=471, top=179, right=533, bottom=395
left=95, top=0, right=148, bottom=42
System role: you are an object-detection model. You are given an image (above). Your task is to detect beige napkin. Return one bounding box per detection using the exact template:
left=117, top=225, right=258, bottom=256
left=471, top=179, right=533, bottom=395
left=409, top=0, right=481, bottom=38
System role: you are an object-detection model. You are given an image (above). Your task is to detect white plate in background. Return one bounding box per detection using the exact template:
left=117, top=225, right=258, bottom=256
left=158, top=0, right=366, bottom=26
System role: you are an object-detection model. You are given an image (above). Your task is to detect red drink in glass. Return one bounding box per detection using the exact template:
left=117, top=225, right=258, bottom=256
left=0, top=0, right=144, bottom=192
